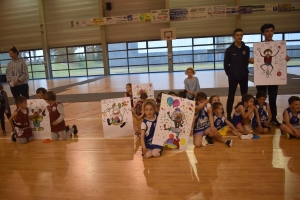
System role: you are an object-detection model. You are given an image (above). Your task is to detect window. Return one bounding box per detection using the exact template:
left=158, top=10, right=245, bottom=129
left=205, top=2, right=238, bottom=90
left=285, top=33, right=300, bottom=67
left=50, top=45, right=103, bottom=78
left=108, top=40, right=168, bottom=74
left=0, top=50, right=45, bottom=79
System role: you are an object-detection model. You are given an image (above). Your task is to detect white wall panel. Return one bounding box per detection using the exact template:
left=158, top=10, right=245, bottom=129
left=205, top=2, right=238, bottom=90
left=0, top=0, right=41, bottom=51
left=44, top=0, right=101, bottom=48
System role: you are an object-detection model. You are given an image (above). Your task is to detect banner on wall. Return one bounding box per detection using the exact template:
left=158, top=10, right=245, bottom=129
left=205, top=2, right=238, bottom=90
left=170, top=8, right=188, bottom=21
left=291, top=3, right=300, bottom=11
left=151, top=9, right=170, bottom=23
left=226, top=6, right=239, bottom=15
left=71, top=19, right=93, bottom=28
left=104, top=17, right=116, bottom=25
left=213, top=5, right=226, bottom=17
left=252, top=5, right=266, bottom=13
left=93, top=18, right=104, bottom=25
left=265, top=4, right=278, bottom=12
left=188, top=7, right=208, bottom=20
left=239, top=5, right=253, bottom=14
left=278, top=4, right=291, bottom=12
left=139, top=13, right=151, bottom=21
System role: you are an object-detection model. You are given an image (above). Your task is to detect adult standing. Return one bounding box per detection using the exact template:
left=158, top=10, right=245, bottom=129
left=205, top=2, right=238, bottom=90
left=6, top=46, right=29, bottom=99
left=254, top=24, right=290, bottom=126
left=224, top=28, right=250, bottom=121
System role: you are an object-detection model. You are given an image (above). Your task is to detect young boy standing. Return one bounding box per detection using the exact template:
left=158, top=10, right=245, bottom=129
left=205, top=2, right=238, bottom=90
left=224, top=28, right=250, bottom=122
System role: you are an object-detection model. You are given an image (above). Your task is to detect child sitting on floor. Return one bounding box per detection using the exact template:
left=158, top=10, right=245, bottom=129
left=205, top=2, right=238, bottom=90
left=43, top=91, right=73, bottom=141
left=280, top=96, right=300, bottom=139
left=36, top=88, right=78, bottom=137
left=252, top=91, right=272, bottom=134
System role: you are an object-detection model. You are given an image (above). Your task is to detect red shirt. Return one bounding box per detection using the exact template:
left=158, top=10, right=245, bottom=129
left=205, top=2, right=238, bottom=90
left=13, top=108, right=33, bottom=138
left=47, top=102, right=66, bottom=132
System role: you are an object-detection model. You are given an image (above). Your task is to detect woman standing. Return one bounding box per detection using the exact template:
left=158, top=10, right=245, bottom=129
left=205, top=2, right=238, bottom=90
left=6, top=46, right=29, bottom=99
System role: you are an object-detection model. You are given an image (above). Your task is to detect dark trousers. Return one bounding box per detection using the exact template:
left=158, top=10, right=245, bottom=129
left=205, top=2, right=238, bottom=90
left=10, top=83, right=29, bottom=99
left=226, top=78, right=248, bottom=117
left=256, top=85, right=278, bottom=120
left=0, top=107, right=12, bottom=131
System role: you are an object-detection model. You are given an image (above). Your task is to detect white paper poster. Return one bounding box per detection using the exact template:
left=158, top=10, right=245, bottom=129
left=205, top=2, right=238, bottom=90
left=101, top=97, right=134, bottom=138
left=104, top=17, right=116, bottom=25
left=213, top=5, right=226, bottom=17
left=152, top=94, right=195, bottom=150
left=188, top=7, right=208, bottom=20
left=27, top=99, right=51, bottom=139
left=254, top=41, right=287, bottom=85
left=265, top=4, right=278, bottom=12
left=151, top=9, right=170, bottom=23
left=226, top=6, right=239, bottom=15
left=132, top=83, right=154, bottom=99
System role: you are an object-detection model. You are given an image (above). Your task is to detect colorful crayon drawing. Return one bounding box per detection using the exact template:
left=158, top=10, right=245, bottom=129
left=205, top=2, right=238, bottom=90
left=27, top=99, right=51, bottom=139
left=101, top=97, right=134, bottom=138
left=254, top=41, right=287, bottom=85
left=152, top=94, right=195, bottom=150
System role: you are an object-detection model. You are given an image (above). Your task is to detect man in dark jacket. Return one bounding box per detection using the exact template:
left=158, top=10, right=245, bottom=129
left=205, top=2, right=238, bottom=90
left=224, top=28, right=250, bottom=121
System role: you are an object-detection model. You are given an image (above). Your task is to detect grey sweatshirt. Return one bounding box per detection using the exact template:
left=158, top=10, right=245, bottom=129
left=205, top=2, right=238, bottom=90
left=6, top=59, right=29, bottom=85
left=184, top=77, right=201, bottom=98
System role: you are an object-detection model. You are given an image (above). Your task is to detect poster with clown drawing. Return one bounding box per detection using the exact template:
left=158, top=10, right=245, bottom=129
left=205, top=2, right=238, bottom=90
left=152, top=94, right=195, bottom=150
left=27, top=99, right=51, bottom=139
left=254, top=41, right=287, bottom=85
left=132, top=83, right=154, bottom=105
left=101, top=97, right=134, bottom=138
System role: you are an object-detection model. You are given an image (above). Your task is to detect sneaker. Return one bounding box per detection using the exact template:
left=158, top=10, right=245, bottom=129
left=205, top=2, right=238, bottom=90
left=226, top=140, right=233, bottom=147
left=2, top=130, right=6, bottom=136
left=252, top=134, right=260, bottom=139
left=240, top=134, right=253, bottom=140
left=72, top=125, right=78, bottom=135
left=285, top=133, right=295, bottom=139
left=243, top=125, right=253, bottom=133
left=66, top=125, right=71, bottom=138
left=206, top=135, right=214, bottom=146
left=270, top=119, right=281, bottom=126
left=11, top=132, right=16, bottom=142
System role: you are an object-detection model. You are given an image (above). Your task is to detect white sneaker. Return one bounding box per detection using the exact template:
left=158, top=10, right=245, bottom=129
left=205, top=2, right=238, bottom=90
left=240, top=134, right=253, bottom=140
left=243, top=125, right=253, bottom=132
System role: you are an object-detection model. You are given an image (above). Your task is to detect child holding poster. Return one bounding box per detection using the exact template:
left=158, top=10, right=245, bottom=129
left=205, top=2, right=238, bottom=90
left=280, top=96, right=300, bottom=139
left=140, top=99, right=162, bottom=158
left=124, top=83, right=133, bottom=107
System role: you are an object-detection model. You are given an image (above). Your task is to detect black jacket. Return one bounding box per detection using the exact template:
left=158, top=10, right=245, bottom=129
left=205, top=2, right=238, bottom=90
left=224, top=42, right=250, bottom=80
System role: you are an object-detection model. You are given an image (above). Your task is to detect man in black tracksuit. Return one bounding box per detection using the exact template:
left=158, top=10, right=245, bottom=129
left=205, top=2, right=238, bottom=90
left=224, top=28, right=250, bottom=120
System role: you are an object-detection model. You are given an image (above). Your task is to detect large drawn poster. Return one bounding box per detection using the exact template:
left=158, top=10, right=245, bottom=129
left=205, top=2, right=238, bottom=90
left=254, top=41, right=287, bottom=85
left=132, top=83, right=154, bottom=105
left=27, top=99, right=51, bottom=139
left=101, top=97, right=134, bottom=138
left=152, top=94, right=195, bottom=150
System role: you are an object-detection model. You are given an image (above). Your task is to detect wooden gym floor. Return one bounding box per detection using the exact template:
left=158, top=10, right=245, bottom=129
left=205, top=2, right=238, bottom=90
left=0, top=69, right=300, bottom=200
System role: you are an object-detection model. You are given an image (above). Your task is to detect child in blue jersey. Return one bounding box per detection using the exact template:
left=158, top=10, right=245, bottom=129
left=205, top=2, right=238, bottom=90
left=280, top=96, right=300, bottom=139
left=141, top=99, right=162, bottom=158
left=212, top=102, right=253, bottom=139
left=193, top=92, right=232, bottom=147
left=252, top=91, right=272, bottom=134
left=232, top=94, right=262, bottom=133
